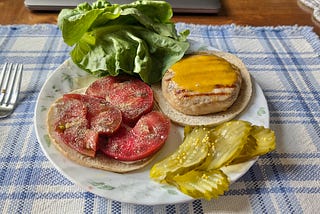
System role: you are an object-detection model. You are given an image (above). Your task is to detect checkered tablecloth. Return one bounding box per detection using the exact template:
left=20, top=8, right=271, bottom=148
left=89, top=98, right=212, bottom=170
left=1, top=23, right=320, bottom=213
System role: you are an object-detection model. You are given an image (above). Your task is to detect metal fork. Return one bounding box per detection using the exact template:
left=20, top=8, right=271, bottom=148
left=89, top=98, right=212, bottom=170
left=0, top=63, right=23, bottom=118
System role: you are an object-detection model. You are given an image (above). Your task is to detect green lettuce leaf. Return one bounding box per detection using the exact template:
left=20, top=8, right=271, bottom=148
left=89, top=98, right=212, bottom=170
left=58, top=0, right=190, bottom=84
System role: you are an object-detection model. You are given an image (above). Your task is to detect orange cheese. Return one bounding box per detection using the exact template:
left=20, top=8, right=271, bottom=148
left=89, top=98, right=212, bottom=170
left=171, top=55, right=238, bottom=93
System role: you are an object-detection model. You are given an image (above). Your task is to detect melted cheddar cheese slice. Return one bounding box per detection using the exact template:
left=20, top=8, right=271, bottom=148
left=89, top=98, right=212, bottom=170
left=170, top=55, right=238, bottom=93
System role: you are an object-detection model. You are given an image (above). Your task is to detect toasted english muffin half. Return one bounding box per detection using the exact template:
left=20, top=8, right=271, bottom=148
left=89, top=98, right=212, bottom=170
left=151, top=50, right=252, bottom=127
left=47, top=88, right=156, bottom=173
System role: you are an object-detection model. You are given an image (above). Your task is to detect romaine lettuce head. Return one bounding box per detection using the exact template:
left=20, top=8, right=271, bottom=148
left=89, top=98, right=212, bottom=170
left=58, top=0, right=190, bottom=84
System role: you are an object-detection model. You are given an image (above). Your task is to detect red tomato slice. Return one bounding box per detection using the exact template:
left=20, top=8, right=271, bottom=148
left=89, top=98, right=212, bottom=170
left=100, top=111, right=170, bottom=161
left=53, top=96, right=87, bottom=126
left=85, top=75, right=116, bottom=99
left=85, top=75, right=154, bottom=126
left=62, top=120, right=99, bottom=157
left=90, top=110, right=122, bottom=135
left=63, top=93, right=122, bottom=135
left=52, top=96, right=98, bottom=157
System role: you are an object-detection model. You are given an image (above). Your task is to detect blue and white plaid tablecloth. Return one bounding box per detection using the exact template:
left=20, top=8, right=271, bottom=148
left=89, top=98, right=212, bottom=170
left=1, top=23, right=320, bottom=213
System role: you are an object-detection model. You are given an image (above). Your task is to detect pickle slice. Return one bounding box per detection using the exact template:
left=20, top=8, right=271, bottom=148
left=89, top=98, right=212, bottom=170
left=202, top=120, right=252, bottom=170
left=170, top=169, right=229, bottom=200
left=150, top=120, right=276, bottom=200
left=231, top=125, right=276, bottom=164
left=183, top=125, right=194, bottom=137
left=230, top=135, right=257, bottom=164
left=150, top=127, right=212, bottom=182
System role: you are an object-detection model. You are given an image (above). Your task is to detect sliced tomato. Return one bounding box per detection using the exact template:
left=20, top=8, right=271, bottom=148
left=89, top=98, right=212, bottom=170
left=63, top=93, right=112, bottom=118
left=85, top=75, right=115, bottom=99
left=52, top=97, right=98, bottom=157
left=63, top=93, right=122, bottom=135
left=85, top=75, right=154, bottom=126
left=107, top=77, right=154, bottom=126
left=53, top=96, right=87, bottom=127
left=100, top=111, right=170, bottom=161
left=61, top=119, right=99, bottom=157
left=90, top=110, right=122, bottom=135
left=131, top=111, right=171, bottom=141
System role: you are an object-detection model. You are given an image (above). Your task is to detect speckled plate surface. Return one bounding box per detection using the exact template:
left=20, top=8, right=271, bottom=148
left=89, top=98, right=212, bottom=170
left=34, top=49, right=269, bottom=205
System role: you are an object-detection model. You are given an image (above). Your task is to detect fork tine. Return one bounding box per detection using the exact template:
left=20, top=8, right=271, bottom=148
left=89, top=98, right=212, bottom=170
left=12, top=64, right=23, bottom=105
left=0, top=63, right=8, bottom=87
left=5, top=64, right=23, bottom=105
left=0, top=63, right=13, bottom=104
left=0, top=63, right=23, bottom=106
left=4, top=64, right=17, bottom=105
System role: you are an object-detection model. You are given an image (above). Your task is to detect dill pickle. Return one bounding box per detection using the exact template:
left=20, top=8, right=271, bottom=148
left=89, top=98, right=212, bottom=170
left=201, top=120, right=252, bottom=170
left=150, top=127, right=212, bottom=182
left=230, top=135, right=257, bottom=164
left=170, top=169, right=229, bottom=200
left=231, top=125, right=276, bottom=164
left=183, top=125, right=194, bottom=137
left=150, top=120, right=276, bottom=200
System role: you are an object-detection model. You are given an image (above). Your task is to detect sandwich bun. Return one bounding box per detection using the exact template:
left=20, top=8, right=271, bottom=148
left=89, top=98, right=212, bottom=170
left=151, top=50, right=252, bottom=127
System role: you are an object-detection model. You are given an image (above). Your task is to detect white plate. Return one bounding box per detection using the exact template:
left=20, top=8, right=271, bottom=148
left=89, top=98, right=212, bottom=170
left=34, top=58, right=269, bottom=206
